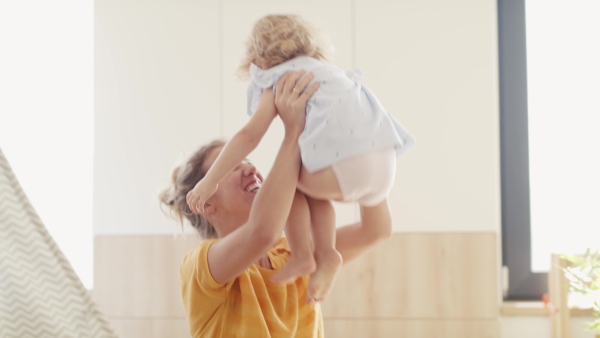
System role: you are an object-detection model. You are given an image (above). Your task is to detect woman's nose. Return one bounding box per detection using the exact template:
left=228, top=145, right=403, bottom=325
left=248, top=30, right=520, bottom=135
left=242, top=163, right=257, bottom=177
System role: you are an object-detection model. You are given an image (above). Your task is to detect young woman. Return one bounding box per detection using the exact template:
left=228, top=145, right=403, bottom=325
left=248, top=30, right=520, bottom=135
left=161, top=72, right=394, bottom=337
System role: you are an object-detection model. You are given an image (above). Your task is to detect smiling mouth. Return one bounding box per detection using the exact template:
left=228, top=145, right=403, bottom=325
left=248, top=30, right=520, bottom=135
left=245, top=181, right=261, bottom=192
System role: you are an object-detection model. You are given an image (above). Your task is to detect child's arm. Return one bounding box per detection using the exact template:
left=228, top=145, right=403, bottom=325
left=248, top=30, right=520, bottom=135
left=186, top=89, right=277, bottom=214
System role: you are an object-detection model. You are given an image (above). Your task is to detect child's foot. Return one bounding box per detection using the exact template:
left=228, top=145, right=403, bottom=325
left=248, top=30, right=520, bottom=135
left=271, top=254, right=317, bottom=284
left=306, top=249, right=343, bottom=306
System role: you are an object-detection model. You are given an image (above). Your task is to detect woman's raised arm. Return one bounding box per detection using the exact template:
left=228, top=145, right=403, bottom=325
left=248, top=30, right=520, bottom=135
left=207, top=71, right=319, bottom=284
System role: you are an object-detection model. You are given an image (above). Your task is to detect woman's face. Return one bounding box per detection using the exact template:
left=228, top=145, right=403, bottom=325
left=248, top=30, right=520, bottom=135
left=202, top=147, right=264, bottom=221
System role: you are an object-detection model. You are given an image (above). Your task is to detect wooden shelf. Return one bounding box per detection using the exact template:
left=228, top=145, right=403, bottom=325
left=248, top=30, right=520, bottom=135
left=500, top=301, right=548, bottom=316
left=500, top=301, right=593, bottom=317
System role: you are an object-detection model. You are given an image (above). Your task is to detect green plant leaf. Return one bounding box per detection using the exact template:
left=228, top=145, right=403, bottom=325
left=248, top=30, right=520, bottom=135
left=561, top=248, right=600, bottom=332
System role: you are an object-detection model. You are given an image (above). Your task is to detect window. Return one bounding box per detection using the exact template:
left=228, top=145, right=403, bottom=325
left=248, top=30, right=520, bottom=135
left=0, top=1, right=93, bottom=288
left=500, top=0, right=600, bottom=300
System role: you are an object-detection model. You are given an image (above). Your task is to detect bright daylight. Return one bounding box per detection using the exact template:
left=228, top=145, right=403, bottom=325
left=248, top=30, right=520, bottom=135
left=527, top=0, right=600, bottom=272
left=0, top=1, right=93, bottom=288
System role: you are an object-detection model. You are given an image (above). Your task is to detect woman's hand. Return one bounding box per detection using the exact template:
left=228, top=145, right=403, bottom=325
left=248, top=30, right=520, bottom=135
left=274, top=71, right=319, bottom=135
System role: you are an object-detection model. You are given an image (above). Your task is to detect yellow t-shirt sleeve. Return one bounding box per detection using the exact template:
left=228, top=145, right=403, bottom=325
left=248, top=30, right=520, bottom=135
left=196, top=239, right=231, bottom=292
left=181, top=239, right=233, bottom=296
left=180, top=239, right=235, bottom=336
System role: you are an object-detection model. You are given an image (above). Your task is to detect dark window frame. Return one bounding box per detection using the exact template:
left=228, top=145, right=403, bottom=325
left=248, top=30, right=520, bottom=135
left=498, top=0, right=547, bottom=300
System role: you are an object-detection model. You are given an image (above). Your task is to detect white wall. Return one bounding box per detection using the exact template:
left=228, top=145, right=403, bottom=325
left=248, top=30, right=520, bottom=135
left=95, top=0, right=221, bottom=234
left=94, top=0, right=501, bottom=235
left=95, top=0, right=598, bottom=337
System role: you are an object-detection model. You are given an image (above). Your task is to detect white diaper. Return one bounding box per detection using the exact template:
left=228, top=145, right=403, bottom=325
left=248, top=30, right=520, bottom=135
left=330, top=147, right=396, bottom=206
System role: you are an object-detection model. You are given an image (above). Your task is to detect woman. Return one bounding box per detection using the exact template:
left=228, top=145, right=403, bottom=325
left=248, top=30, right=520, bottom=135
left=160, top=71, right=392, bottom=337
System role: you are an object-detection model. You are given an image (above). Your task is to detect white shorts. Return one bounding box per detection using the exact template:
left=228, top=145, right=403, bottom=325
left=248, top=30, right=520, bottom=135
left=330, top=147, right=396, bottom=207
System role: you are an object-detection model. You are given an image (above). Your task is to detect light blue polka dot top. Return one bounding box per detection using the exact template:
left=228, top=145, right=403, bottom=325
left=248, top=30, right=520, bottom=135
left=247, top=56, right=415, bottom=173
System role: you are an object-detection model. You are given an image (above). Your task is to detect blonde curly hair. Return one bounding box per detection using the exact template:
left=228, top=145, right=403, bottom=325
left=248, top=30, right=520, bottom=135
left=237, top=14, right=332, bottom=79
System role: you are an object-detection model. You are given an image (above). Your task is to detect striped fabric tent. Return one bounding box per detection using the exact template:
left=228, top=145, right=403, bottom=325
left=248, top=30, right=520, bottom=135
left=0, top=148, right=117, bottom=338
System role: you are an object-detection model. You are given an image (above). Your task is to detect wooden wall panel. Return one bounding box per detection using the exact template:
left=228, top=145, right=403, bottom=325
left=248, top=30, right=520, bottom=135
left=324, top=319, right=500, bottom=338
left=322, top=233, right=499, bottom=319
left=94, top=233, right=498, bottom=338
left=93, top=235, right=201, bottom=317
left=109, top=318, right=190, bottom=338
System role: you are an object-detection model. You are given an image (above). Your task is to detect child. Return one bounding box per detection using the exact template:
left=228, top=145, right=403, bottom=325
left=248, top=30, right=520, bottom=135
left=186, top=14, right=414, bottom=305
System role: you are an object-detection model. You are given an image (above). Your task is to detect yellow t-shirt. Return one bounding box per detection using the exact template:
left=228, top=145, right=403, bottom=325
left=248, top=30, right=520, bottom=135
left=180, top=237, right=323, bottom=338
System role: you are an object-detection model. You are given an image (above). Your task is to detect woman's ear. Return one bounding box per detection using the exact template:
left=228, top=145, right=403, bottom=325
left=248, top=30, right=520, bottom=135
left=203, top=202, right=216, bottom=215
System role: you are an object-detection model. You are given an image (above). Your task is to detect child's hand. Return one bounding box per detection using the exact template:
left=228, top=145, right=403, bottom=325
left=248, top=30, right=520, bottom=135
left=186, top=180, right=218, bottom=215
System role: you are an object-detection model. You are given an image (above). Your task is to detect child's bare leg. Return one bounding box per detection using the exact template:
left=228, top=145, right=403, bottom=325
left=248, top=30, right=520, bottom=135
left=359, top=199, right=393, bottom=242
left=298, top=163, right=393, bottom=303
left=335, top=199, right=393, bottom=263
left=297, top=166, right=344, bottom=201
left=271, top=190, right=317, bottom=284
left=296, top=165, right=344, bottom=305
left=304, top=197, right=343, bottom=306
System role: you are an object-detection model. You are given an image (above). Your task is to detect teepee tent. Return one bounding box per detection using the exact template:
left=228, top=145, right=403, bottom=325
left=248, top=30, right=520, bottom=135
left=0, top=148, right=117, bottom=338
